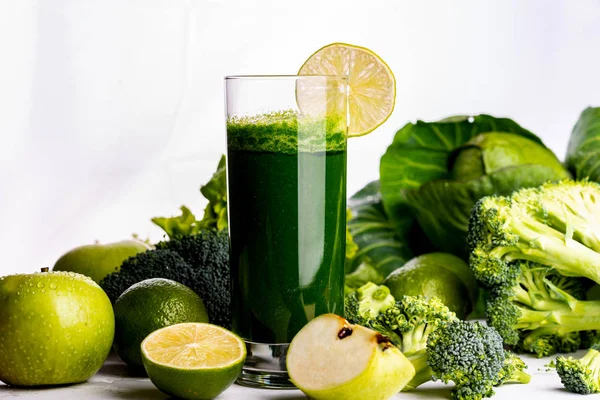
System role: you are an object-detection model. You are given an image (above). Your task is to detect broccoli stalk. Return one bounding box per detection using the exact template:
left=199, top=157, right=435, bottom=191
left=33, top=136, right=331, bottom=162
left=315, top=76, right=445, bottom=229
left=497, top=352, right=531, bottom=385
left=485, top=262, right=600, bottom=356
left=557, top=344, right=600, bottom=394
left=403, top=352, right=432, bottom=391
left=468, top=181, right=600, bottom=288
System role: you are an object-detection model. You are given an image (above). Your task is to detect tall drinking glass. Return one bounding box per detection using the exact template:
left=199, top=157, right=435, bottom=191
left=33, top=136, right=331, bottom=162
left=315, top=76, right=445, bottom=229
left=225, top=75, right=348, bottom=388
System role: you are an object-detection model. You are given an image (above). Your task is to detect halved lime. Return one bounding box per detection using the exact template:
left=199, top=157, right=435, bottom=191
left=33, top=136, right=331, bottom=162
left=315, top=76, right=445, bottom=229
left=298, top=42, right=396, bottom=137
left=141, top=323, right=246, bottom=400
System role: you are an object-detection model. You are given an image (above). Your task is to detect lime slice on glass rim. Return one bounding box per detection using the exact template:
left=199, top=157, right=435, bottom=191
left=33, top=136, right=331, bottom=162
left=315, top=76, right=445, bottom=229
left=297, top=42, right=396, bottom=137
left=141, top=323, right=246, bottom=400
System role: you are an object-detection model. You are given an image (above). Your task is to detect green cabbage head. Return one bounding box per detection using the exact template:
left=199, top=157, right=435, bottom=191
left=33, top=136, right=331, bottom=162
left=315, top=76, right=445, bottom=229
left=380, top=115, right=570, bottom=257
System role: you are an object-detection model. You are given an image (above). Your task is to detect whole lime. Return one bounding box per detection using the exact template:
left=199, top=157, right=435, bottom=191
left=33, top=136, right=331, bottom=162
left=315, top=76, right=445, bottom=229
left=383, top=253, right=478, bottom=319
left=53, top=240, right=151, bottom=284
left=114, top=278, right=209, bottom=369
left=0, top=271, right=115, bottom=386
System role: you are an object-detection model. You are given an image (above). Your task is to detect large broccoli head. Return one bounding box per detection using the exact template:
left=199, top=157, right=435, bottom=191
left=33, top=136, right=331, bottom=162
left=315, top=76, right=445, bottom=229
left=100, top=249, right=193, bottom=304
left=101, top=230, right=231, bottom=328
left=468, top=180, right=600, bottom=289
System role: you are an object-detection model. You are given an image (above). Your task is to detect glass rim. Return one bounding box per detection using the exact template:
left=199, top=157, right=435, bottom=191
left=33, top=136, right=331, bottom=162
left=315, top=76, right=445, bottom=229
left=224, top=74, right=347, bottom=81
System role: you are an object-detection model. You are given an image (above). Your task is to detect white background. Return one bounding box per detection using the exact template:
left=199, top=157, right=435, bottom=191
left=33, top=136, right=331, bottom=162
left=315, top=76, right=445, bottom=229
left=0, top=0, right=599, bottom=276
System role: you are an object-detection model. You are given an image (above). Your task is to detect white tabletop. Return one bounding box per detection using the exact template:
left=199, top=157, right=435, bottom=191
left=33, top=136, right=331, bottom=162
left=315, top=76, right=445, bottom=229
left=0, top=351, right=575, bottom=399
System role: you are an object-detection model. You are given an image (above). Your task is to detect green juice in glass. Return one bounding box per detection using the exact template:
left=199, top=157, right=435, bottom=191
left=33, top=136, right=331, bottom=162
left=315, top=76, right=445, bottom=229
left=227, top=111, right=346, bottom=344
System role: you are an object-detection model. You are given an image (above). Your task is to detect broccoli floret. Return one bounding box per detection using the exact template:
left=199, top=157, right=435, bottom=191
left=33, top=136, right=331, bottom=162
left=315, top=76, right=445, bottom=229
left=427, top=321, right=511, bottom=400
left=156, top=230, right=230, bottom=328
left=345, top=285, right=457, bottom=391
left=374, top=295, right=457, bottom=357
left=496, top=352, right=531, bottom=385
left=100, top=249, right=193, bottom=304
left=484, top=262, right=600, bottom=357
left=346, top=285, right=530, bottom=394
left=557, top=344, right=600, bottom=394
left=513, top=332, right=583, bottom=358
left=468, top=180, right=600, bottom=289
left=354, top=282, right=395, bottom=318
left=375, top=295, right=458, bottom=390
left=344, top=283, right=395, bottom=326
left=581, top=330, right=600, bottom=349
left=344, top=291, right=363, bottom=325
left=101, top=230, right=231, bottom=328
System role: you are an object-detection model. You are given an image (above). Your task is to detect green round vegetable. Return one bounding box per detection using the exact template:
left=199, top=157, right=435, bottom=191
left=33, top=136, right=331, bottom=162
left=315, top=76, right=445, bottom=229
left=380, top=115, right=570, bottom=257
left=383, top=253, right=477, bottom=319
left=114, top=278, right=209, bottom=370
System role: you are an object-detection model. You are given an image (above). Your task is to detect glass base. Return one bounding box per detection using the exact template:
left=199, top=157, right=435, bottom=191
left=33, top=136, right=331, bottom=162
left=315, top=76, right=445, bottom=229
left=235, top=341, right=297, bottom=389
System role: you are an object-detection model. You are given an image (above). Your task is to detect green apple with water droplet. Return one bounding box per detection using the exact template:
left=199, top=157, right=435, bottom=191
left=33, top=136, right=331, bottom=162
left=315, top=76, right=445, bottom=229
left=287, top=314, right=415, bottom=400
left=0, top=270, right=114, bottom=386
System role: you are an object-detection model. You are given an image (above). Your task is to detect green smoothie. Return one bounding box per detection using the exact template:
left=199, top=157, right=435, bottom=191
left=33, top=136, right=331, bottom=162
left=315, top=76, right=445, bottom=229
left=227, top=111, right=347, bottom=344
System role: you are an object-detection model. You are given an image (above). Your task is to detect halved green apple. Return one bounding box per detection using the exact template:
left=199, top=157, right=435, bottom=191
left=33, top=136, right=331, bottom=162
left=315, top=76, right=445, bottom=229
left=287, top=314, right=415, bottom=400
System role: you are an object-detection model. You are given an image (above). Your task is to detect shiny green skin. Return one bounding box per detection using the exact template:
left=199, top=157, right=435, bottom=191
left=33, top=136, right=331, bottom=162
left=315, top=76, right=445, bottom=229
left=0, top=271, right=115, bottom=386
left=142, top=352, right=243, bottom=400
left=114, top=279, right=209, bottom=369
left=384, top=253, right=477, bottom=319
left=53, top=240, right=151, bottom=284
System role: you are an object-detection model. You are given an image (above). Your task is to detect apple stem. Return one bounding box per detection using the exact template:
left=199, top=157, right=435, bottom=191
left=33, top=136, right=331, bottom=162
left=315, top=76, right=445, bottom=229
left=41, top=267, right=49, bottom=273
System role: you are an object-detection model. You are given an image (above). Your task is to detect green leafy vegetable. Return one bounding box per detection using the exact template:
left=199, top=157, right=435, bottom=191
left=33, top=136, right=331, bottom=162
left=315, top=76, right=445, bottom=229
left=197, top=155, right=228, bottom=231
left=152, top=206, right=201, bottom=238
left=346, top=180, right=413, bottom=276
left=152, top=156, right=228, bottom=238
left=566, top=107, right=600, bottom=181
left=344, top=260, right=386, bottom=295
left=380, top=115, right=570, bottom=256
